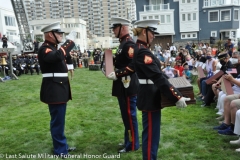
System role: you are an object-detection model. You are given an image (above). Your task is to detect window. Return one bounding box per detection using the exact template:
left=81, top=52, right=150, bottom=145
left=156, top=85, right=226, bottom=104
left=209, top=11, right=219, bottom=22
left=36, top=26, right=41, bottom=30
left=203, top=0, right=208, bottom=7
left=225, top=31, right=230, bottom=37
left=182, top=0, right=185, bottom=3
left=142, top=16, right=147, bottom=20
left=181, top=13, right=197, bottom=21
left=166, top=15, right=170, bottom=23
left=193, top=13, right=196, bottom=20
left=181, top=32, right=197, bottom=39
left=149, top=16, right=153, bottom=19
left=6, top=30, right=16, bottom=36
left=188, top=13, right=191, bottom=20
left=187, top=0, right=190, bottom=3
left=234, top=9, right=239, bottom=20
left=220, top=10, right=231, bottom=21
left=4, top=16, right=16, bottom=26
left=182, top=14, right=185, bottom=21
left=155, top=15, right=159, bottom=19
left=211, top=31, right=217, bottom=37
left=160, top=15, right=165, bottom=23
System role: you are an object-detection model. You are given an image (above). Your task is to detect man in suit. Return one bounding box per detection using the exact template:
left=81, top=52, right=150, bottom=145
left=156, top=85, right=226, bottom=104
left=38, top=21, right=76, bottom=157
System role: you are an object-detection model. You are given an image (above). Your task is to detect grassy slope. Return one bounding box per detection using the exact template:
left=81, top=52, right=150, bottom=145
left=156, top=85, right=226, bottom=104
left=0, top=68, right=239, bottom=160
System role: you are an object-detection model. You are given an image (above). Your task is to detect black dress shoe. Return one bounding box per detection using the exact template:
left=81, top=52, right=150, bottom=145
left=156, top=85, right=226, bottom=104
left=68, top=147, right=76, bottom=152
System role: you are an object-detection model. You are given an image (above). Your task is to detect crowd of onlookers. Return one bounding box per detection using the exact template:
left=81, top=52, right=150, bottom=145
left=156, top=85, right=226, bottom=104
left=0, top=48, right=103, bottom=80
left=152, top=39, right=240, bottom=152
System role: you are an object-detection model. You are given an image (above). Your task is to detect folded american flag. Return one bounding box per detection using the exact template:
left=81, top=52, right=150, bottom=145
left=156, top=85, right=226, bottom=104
left=226, top=68, right=237, bottom=74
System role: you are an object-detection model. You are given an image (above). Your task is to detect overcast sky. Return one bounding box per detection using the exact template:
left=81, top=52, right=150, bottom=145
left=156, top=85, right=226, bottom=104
left=1, top=0, right=13, bottom=10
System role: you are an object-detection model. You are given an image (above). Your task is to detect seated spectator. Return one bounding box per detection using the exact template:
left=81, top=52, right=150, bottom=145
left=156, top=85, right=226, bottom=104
left=175, top=49, right=184, bottom=63
left=212, top=54, right=240, bottom=102
left=230, top=51, right=240, bottom=67
left=183, top=55, right=194, bottom=70
left=195, top=50, right=202, bottom=61
left=229, top=110, right=240, bottom=152
left=196, top=51, right=216, bottom=96
left=213, top=94, right=240, bottom=136
left=163, top=50, right=171, bottom=62
left=182, top=63, right=192, bottom=82
left=202, top=52, right=233, bottom=107
left=174, top=60, right=184, bottom=77
left=215, top=74, right=240, bottom=117
left=162, top=63, right=179, bottom=78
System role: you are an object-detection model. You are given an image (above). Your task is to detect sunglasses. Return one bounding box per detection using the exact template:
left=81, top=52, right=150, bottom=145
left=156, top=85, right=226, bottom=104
left=218, top=57, right=227, bottom=61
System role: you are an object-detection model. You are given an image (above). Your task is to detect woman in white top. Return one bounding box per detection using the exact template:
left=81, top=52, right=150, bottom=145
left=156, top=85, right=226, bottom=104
left=205, top=50, right=217, bottom=73
left=199, top=50, right=217, bottom=100
left=162, top=63, right=179, bottom=78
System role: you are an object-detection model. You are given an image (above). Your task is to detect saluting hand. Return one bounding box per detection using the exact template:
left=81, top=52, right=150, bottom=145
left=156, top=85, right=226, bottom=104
left=66, top=31, right=77, bottom=41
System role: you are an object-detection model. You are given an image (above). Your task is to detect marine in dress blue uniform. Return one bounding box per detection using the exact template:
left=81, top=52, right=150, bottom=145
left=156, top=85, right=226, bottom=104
left=106, top=17, right=139, bottom=153
left=38, top=22, right=76, bottom=156
left=132, top=20, right=190, bottom=160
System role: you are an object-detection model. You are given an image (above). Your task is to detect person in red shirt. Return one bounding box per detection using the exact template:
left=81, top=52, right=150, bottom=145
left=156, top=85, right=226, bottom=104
left=174, top=60, right=184, bottom=76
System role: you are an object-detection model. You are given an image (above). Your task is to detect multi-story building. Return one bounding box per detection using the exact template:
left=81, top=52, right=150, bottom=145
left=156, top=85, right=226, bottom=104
left=0, top=6, right=20, bottom=45
left=23, top=0, right=136, bottom=48
left=135, top=0, right=240, bottom=48
left=23, top=0, right=87, bottom=51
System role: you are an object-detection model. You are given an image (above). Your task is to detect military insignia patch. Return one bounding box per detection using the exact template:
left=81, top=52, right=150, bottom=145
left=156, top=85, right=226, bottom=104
left=45, top=48, right=52, bottom=54
left=128, top=47, right=134, bottom=58
left=144, top=55, right=152, bottom=64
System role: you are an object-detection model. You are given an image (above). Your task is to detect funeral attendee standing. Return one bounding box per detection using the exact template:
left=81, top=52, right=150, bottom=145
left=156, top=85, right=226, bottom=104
left=33, top=40, right=39, bottom=53
left=225, top=38, right=234, bottom=57
left=132, top=20, right=190, bottom=160
left=38, top=22, right=76, bottom=156
left=106, top=17, right=139, bottom=153
left=2, top=35, right=8, bottom=48
left=170, top=42, right=177, bottom=57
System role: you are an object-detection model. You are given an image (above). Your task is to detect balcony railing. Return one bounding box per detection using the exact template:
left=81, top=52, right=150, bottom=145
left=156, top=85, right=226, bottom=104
left=144, top=3, right=170, bottom=12
left=203, top=0, right=240, bottom=7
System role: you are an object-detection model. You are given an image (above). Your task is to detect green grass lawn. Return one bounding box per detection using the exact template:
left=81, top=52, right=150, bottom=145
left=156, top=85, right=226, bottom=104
left=0, top=68, right=239, bottom=160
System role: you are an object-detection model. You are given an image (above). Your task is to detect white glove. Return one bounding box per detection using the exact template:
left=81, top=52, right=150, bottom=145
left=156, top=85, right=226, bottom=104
left=175, top=97, right=191, bottom=108
left=66, top=30, right=77, bottom=41
left=101, top=68, right=106, bottom=75
left=107, top=72, right=117, bottom=80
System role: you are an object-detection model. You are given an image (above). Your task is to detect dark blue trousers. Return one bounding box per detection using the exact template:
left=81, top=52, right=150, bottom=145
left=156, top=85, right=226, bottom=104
left=117, top=95, right=139, bottom=151
left=48, top=103, right=68, bottom=155
left=142, top=110, right=161, bottom=160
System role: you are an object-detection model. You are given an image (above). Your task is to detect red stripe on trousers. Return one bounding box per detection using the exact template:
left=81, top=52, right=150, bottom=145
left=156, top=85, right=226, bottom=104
left=127, top=96, right=135, bottom=150
left=148, top=112, right=152, bottom=160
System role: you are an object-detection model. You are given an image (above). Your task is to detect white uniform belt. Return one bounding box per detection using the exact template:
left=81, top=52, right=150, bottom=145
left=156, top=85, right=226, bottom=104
left=42, top=73, right=68, bottom=77
left=139, top=79, right=154, bottom=84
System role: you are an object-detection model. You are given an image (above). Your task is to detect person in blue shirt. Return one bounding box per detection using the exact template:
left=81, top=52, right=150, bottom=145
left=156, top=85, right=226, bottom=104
left=182, top=63, right=192, bottom=83
left=225, top=38, right=234, bottom=57
left=185, top=42, right=191, bottom=54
